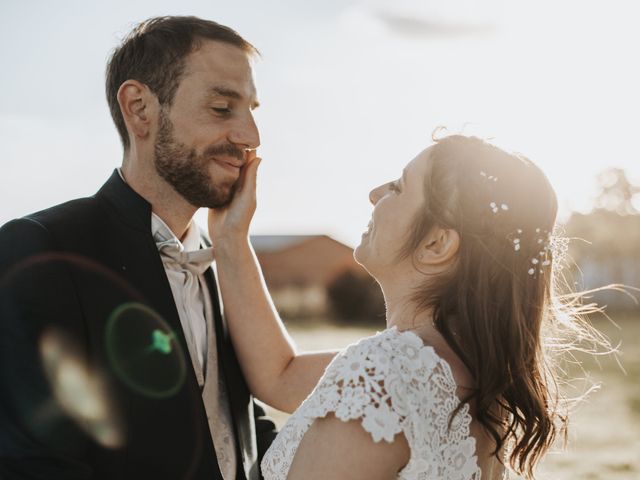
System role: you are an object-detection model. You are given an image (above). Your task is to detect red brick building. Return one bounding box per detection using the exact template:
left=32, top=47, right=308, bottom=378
left=250, top=235, right=370, bottom=317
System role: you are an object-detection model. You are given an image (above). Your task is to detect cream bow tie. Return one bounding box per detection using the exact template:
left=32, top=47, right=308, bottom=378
left=155, top=237, right=215, bottom=275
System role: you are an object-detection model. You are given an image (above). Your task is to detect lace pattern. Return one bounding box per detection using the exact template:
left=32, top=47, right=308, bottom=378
left=261, top=327, right=482, bottom=480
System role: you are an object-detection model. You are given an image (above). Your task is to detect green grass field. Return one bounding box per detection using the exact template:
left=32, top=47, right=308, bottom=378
left=262, top=313, right=640, bottom=479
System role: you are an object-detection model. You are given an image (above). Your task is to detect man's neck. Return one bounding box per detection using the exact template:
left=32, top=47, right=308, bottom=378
left=120, top=162, right=197, bottom=241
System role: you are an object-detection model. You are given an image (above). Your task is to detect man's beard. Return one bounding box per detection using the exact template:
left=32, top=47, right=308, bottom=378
left=153, top=110, right=245, bottom=208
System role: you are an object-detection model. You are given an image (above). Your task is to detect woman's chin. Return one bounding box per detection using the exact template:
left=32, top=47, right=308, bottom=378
left=353, top=243, right=372, bottom=271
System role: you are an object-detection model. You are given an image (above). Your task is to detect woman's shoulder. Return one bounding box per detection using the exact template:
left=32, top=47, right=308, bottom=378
left=318, top=326, right=460, bottom=411
left=300, top=327, right=441, bottom=444
left=332, top=327, right=446, bottom=378
left=324, top=327, right=477, bottom=421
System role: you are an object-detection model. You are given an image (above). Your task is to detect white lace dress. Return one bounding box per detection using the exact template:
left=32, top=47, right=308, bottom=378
left=261, top=327, right=483, bottom=480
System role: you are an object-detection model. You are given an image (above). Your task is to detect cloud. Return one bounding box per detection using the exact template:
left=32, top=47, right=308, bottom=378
left=375, top=11, right=496, bottom=39
left=345, top=0, right=501, bottom=39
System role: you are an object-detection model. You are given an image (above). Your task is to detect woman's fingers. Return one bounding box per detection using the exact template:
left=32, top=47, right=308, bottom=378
left=208, top=156, right=262, bottom=239
left=237, top=152, right=260, bottom=194
left=244, top=156, right=261, bottom=195
left=236, top=156, right=260, bottom=196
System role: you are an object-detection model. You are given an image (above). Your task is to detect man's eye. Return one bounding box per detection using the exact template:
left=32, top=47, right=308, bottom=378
left=388, top=182, right=401, bottom=193
left=212, top=107, right=231, bottom=114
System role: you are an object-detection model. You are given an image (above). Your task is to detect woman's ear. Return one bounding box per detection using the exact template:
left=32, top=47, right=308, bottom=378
left=116, top=80, right=159, bottom=145
left=415, top=227, right=460, bottom=268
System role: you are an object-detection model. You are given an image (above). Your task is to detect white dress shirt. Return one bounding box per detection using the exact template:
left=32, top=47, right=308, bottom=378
left=152, top=214, right=209, bottom=374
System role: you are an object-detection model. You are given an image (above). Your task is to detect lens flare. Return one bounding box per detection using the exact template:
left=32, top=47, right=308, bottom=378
left=106, top=302, right=187, bottom=398
left=39, top=329, right=124, bottom=449
left=0, top=252, right=143, bottom=299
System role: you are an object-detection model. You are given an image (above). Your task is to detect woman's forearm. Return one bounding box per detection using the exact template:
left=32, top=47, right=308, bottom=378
left=214, top=237, right=336, bottom=413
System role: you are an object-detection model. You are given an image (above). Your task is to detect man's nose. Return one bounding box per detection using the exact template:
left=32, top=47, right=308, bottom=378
left=229, top=111, right=260, bottom=150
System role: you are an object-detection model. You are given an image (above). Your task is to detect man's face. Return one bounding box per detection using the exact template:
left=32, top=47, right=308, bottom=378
left=154, top=40, right=260, bottom=208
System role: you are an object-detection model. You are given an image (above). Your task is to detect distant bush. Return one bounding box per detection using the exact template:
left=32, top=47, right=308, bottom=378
left=327, top=271, right=385, bottom=325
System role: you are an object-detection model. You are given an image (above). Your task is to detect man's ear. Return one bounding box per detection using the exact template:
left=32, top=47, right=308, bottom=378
left=415, top=227, right=460, bottom=268
left=116, top=80, right=159, bottom=144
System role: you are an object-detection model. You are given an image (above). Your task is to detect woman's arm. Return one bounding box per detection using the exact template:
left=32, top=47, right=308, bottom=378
left=209, top=155, right=337, bottom=413
left=213, top=236, right=336, bottom=412
left=287, top=414, right=410, bottom=480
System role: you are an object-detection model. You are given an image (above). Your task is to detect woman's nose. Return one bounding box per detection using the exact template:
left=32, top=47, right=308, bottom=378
left=369, top=185, right=383, bottom=205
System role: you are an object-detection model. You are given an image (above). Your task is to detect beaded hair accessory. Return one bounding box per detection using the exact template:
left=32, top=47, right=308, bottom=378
left=508, top=228, right=552, bottom=275
left=480, top=170, right=568, bottom=277
left=482, top=171, right=509, bottom=213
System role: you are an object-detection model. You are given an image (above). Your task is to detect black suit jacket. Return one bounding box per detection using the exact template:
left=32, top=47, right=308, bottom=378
left=0, top=171, right=277, bottom=479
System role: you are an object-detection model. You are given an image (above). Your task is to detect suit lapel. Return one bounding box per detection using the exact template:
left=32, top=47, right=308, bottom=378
left=95, top=170, right=200, bottom=393
left=96, top=170, right=255, bottom=479
left=120, top=232, right=192, bottom=361
left=89, top=171, right=222, bottom=478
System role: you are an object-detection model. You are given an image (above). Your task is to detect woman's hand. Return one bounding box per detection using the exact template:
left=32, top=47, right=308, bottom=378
left=205, top=150, right=337, bottom=412
left=208, top=150, right=261, bottom=246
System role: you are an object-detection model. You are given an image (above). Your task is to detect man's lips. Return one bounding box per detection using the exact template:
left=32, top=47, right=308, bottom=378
left=212, top=156, right=245, bottom=171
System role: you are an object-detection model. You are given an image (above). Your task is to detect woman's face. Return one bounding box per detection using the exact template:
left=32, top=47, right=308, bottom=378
left=354, top=147, right=432, bottom=277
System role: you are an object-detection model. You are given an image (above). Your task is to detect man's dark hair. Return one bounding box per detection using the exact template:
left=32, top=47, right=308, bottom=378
left=105, top=16, right=258, bottom=150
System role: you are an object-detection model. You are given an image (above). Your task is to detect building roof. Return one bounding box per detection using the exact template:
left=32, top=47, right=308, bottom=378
left=249, top=234, right=362, bottom=288
left=250, top=235, right=326, bottom=253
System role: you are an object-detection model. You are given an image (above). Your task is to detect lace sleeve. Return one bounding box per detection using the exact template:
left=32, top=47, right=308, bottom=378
left=300, top=331, right=434, bottom=443
left=260, top=329, right=482, bottom=480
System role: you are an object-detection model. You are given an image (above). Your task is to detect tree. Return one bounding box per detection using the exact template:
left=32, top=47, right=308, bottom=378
left=594, top=167, right=640, bottom=215
left=327, top=271, right=385, bottom=325
left=563, top=168, right=640, bottom=310
left=566, top=167, right=640, bottom=261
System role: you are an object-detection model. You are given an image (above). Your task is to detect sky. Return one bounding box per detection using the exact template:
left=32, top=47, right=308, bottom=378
left=1, top=0, right=639, bottom=247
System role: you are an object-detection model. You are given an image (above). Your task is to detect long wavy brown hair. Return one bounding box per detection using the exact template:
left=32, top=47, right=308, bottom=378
left=400, top=133, right=609, bottom=478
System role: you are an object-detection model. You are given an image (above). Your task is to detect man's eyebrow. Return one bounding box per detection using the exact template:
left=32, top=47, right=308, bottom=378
left=208, top=86, right=242, bottom=99
left=208, top=86, right=260, bottom=109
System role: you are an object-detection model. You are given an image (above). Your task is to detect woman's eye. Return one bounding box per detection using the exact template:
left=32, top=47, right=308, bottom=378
left=388, top=182, right=401, bottom=193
